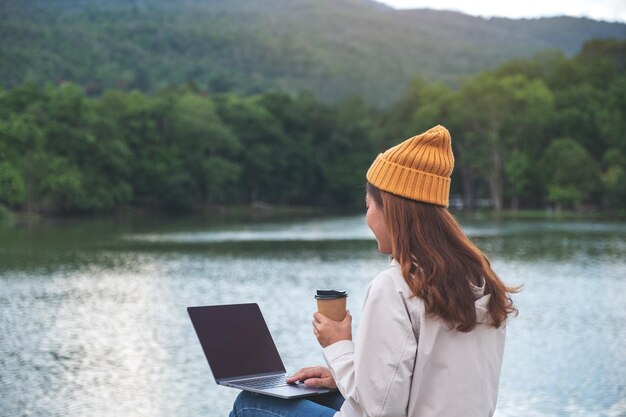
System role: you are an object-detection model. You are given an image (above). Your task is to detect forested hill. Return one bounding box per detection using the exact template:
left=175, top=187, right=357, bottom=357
left=2, top=0, right=625, bottom=105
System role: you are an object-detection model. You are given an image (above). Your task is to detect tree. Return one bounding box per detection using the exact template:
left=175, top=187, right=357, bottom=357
left=456, top=73, right=554, bottom=210
left=320, top=96, right=379, bottom=207
left=258, top=91, right=325, bottom=205
left=0, top=113, right=45, bottom=211
left=0, top=161, right=26, bottom=207
left=169, top=93, right=241, bottom=205
left=539, top=138, right=601, bottom=210
left=215, top=94, right=291, bottom=204
left=504, top=150, right=530, bottom=211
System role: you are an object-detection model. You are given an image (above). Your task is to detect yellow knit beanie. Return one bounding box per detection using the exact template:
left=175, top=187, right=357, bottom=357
left=366, top=125, right=454, bottom=207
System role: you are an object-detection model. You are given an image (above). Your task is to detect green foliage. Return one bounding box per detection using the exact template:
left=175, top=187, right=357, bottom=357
left=214, top=94, right=292, bottom=203
left=0, top=38, right=624, bottom=213
left=386, top=39, right=625, bottom=211
left=36, top=156, right=83, bottom=210
left=0, top=204, right=14, bottom=226
left=170, top=93, right=241, bottom=204
left=504, top=150, right=530, bottom=196
left=320, top=96, right=379, bottom=206
left=547, top=186, right=583, bottom=209
left=1, top=0, right=624, bottom=105
left=451, top=72, right=554, bottom=209
left=602, top=165, right=626, bottom=209
left=539, top=138, right=601, bottom=208
left=0, top=162, right=26, bottom=206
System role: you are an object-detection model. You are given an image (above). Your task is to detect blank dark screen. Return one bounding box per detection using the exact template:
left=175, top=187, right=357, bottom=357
left=188, top=304, right=286, bottom=380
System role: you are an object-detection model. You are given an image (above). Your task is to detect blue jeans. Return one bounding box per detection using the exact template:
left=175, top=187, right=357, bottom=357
left=229, top=390, right=345, bottom=417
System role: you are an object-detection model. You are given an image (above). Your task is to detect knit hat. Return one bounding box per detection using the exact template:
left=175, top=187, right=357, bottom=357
left=366, top=125, right=454, bottom=207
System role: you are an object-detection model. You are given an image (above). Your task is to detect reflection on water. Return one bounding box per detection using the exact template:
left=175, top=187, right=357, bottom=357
left=124, top=216, right=373, bottom=243
left=0, top=215, right=625, bottom=417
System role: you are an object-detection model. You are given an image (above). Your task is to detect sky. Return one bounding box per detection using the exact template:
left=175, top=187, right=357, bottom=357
left=375, top=0, right=626, bottom=23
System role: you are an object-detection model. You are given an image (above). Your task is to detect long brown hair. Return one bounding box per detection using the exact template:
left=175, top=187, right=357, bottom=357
left=367, top=182, right=519, bottom=331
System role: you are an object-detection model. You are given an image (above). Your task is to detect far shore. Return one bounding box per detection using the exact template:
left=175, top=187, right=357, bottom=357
left=2, top=204, right=626, bottom=227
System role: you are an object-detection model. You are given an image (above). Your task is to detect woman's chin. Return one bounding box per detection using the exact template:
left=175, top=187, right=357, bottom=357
left=377, top=244, right=391, bottom=254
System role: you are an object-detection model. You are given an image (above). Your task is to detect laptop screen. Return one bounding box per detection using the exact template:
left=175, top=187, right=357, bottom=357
left=188, top=304, right=286, bottom=381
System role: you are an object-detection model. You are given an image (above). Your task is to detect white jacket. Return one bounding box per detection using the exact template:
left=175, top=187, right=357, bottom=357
left=323, top=258, right=505, bottom=417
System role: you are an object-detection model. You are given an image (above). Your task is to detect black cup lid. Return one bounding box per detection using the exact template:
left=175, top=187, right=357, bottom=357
left=315, top=289, right=348, bottom=300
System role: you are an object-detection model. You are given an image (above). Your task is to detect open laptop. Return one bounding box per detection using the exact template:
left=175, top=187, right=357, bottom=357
left=187, top=303, right=332, bottom=399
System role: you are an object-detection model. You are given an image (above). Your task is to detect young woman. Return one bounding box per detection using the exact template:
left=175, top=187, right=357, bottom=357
left=229, top=125, right=518, bottom=417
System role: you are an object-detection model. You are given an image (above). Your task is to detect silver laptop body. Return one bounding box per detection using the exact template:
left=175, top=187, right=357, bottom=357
left=187, top=303, right=332, bottom=399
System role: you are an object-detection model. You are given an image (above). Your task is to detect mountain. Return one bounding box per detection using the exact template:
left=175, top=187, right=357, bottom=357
left=1, top=0, right=625, bottom=105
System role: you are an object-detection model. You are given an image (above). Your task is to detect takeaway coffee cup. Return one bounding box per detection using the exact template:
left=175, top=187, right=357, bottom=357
left=315, top=289, right=348, bottom=321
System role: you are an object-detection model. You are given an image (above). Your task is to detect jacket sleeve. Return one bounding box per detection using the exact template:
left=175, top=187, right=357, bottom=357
left=323, top=272, right=418, bottom=417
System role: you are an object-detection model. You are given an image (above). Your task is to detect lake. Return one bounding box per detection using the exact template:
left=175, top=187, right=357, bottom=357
left=1, top=213, right=625, bottom=417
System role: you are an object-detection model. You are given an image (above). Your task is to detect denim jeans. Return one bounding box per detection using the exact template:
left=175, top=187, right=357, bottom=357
left=229, top=390, right=345, bottom=417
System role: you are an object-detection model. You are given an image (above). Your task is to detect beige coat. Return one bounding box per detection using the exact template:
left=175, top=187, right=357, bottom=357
left=323, top=259, right=505, bottom=417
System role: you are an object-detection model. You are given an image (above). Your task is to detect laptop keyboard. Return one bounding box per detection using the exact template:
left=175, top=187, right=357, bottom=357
left=233, top=374, right=290, bottom=389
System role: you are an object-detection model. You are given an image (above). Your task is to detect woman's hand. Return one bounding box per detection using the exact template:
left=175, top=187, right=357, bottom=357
left=287, top=366, right=337, bottom=389
left=312, top=310, right=352, bottom=348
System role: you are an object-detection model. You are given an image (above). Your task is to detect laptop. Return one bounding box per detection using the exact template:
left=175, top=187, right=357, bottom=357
left=187, top=303, right=332, bottom=399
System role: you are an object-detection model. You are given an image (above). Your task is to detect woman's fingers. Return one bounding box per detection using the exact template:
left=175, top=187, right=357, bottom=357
left=303, top=377, right=325, bottom=387
left=287, top=368, right=309, bottom=382
left=288, top=366, right=336, bottom=389
left=313, top=312, right=328, bottom=323
left=287, top=366, right=324, bottom=383
left=304, top=374, right=337, bottom=389
left=312, top=320, right=321, bottom=331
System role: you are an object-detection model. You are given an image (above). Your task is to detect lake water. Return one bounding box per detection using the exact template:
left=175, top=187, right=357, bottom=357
left=1, top=213, right=625, bottom=417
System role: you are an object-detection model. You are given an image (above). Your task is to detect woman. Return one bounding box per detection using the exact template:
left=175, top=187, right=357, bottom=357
left=229, top=125, right=518, bottom=417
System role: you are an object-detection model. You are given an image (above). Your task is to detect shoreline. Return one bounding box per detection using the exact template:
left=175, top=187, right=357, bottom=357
left=0, top=204, right=333, bottom=227
left=454, top=208, right=626, bottom=221
left=2, top=204, right=626, bottom=227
